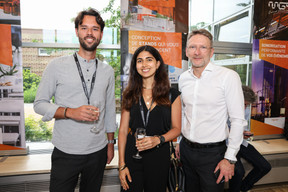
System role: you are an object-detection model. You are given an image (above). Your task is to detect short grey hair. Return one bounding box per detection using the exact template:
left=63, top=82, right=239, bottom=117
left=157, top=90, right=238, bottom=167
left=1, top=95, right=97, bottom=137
left=186, top=29, right=213, bottom=47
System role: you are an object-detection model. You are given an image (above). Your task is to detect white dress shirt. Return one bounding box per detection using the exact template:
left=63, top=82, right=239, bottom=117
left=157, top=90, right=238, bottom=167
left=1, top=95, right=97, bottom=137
left=179, top=62, right=246, bottom=161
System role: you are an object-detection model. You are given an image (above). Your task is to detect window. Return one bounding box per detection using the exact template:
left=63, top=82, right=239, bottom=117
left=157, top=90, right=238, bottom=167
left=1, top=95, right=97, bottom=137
left=189, top=0, right=253, bottom=43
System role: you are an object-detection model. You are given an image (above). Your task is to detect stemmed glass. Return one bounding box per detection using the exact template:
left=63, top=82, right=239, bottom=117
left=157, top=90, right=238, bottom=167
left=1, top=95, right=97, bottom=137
left=90, top=102, right=100, bottom=134
left=133, top=128, right=146, bottom=159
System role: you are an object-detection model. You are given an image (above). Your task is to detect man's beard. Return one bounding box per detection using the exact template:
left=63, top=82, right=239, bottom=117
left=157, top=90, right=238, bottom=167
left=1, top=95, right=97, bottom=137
left=79, top=35, right=100, bottom=52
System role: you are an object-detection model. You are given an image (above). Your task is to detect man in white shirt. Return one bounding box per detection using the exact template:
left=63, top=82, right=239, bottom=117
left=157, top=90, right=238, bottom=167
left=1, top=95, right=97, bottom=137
left=177, top=29, right=246, bottom=191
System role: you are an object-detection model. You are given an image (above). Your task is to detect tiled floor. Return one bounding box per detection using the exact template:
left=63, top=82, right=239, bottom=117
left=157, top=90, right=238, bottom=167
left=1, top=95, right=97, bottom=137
left=250, top=183, right=288, bottom=191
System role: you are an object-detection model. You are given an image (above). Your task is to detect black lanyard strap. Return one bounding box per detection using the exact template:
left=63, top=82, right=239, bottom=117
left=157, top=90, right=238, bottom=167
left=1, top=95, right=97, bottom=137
left=73, top=52, right=98, bottom=105
left=139, top=97, right=154, bottom=128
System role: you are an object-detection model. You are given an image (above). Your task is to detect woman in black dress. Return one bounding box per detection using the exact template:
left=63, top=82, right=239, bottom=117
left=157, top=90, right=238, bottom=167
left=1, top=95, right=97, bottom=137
left=118, top=45, right=181, bottom=192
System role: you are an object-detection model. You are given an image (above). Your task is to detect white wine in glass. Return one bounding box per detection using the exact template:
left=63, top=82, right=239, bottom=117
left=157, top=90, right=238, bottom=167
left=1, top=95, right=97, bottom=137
left=133, top=128, right=146, bottom=159
left=90, top=102, right=100, bottom=134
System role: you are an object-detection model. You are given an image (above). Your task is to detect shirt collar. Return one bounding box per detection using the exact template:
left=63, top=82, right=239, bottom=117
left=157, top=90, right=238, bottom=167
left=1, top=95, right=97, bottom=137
left=189, top=62, right=214, bottom=78
left=75, top=52, right=97, bottom=64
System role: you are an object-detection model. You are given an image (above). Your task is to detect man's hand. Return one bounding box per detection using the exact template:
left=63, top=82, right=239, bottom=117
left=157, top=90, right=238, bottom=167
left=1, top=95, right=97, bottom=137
left=107, top=143, right=114, bottom=164
left=66, top=105, right=100, bottom=121
left=214, top=159, right=235, bottom=184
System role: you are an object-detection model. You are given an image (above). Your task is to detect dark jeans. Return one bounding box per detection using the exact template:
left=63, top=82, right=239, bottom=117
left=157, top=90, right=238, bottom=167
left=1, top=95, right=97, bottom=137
left=229, top=144, right=271, bottom=192
left=50, top=146, right=107, bottom=192
left=180, top=139, right=226, bottom=192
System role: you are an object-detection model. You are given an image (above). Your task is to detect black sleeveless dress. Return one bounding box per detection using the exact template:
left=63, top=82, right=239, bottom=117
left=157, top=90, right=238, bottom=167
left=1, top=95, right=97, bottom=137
left=122, top=88, right=181, bottom=192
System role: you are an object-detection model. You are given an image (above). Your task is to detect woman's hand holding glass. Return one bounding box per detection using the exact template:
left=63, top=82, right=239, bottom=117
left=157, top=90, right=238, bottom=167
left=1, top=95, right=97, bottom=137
left=136, top=136, right=161, bottom=151
left=133, top=128, right=146, bottom=159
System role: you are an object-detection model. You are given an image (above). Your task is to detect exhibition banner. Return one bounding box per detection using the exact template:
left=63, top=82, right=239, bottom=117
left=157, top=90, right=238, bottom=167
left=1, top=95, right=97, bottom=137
left=128, top=30, right=182, bottom=68
left=0, top=0, right=26, bottom=154
left=259, top=39, right=288, bottom=69
left=251, top=0, right=288, bottom=136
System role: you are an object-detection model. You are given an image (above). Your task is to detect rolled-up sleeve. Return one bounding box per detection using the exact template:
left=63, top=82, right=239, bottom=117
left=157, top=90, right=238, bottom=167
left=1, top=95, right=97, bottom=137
left=104, top=69, right=116, bottom=133
left=34, top=61, right=60, bottom=121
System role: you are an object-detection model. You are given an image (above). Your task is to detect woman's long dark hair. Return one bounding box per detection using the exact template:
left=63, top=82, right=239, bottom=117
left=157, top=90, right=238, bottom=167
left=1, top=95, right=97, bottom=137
left=122, top=45, right=170, bottom=110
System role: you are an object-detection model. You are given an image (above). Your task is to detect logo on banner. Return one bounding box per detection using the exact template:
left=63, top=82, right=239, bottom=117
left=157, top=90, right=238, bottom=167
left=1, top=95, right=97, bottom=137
left=268, top=1, right=288, bottom=10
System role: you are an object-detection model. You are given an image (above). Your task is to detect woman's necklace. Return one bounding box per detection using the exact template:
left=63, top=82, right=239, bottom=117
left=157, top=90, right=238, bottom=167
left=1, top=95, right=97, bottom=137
left=145, top=96, right=152, bottom=106
left=143, top=85, right=153, bottom=106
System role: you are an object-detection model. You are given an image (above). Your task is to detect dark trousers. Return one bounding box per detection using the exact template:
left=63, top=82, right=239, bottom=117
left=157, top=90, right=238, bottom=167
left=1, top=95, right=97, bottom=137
left=229, top=144, right=271, bottom=192
left=50, top=146, right=107, bottom=192
left=180, top=139, right=226, bottom=192
left=121, top=142, right=170, bottom=192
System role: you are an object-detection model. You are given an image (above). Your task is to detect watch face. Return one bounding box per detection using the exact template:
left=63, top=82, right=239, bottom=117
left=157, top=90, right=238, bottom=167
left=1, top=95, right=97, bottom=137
left=160, top=136, right=165, bottom=144
left=108, top=139, right=116, bottom=144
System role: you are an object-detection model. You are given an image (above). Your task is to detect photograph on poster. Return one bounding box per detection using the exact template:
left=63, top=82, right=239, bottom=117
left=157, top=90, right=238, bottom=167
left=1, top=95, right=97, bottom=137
left=0, top=25, right=25, bottom=148
left=251, top=43, right=288, bottom=128
left=121, top=0, right=176, bottom=32
left=0, top=0, right=21, bottom=25
left=254, top=0, right=288, bottom=40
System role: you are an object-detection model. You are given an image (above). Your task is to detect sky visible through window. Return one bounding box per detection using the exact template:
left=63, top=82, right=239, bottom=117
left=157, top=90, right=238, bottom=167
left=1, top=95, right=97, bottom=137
left=20, top=0, right=120, bottom=30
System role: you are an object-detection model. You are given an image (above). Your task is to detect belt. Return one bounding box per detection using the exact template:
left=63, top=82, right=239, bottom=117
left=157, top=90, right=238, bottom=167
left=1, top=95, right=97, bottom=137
left=183, top=137, right=225, bottom=148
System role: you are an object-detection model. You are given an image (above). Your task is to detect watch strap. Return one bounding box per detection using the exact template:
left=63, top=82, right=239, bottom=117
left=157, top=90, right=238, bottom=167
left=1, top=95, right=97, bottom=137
left=159, top=135, right=165, bottom=145
left=108, top=139, right=116, bottom=144
left=225, top=158, right=236, bottom=164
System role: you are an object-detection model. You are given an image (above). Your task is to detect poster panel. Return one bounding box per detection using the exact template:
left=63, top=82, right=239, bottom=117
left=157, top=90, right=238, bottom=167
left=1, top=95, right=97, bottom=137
left=120, top=0, right=188, bottom=90
left=251, top=0, right=288, bottom=136
left=0, top=0, right=26, bottom=154
left=128, top=30, right=182, bottom=68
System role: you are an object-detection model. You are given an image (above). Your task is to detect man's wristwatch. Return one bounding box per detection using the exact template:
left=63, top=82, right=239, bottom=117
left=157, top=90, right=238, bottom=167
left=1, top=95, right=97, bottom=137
left=108, top=139, right=116, bottom=144
left=225, top=158, right=237, bottom=164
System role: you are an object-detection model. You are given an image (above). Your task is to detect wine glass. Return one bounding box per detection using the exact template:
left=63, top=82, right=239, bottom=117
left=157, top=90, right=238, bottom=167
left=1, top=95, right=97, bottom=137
left=133, top=128, right=146, bottom=159
left=244, top=131, right=254, bottom=141
left=90, top=102, right=100, bottom=134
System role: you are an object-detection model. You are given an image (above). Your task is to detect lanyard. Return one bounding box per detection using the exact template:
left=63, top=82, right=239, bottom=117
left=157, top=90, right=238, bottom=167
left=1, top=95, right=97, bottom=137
left=73, top=52, right=98, bottom=105
left=139, top=97, right=154, bottom=128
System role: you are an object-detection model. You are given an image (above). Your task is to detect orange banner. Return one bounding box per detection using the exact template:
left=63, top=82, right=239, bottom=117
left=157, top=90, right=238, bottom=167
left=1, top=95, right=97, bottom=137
left=259, top=39, right=288, bottom=69
left=138, top=0, right=175, bottom=17
left=251, top=119, right=283, bottom=136
left=0, top=24, right=13, bottom=66
left=138, top=0, right=175, bottom=7
left=128, top=30, right=182, bottom=68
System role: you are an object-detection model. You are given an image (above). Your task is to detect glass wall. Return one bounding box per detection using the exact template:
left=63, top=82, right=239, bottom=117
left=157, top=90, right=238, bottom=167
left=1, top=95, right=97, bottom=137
left=189, top=0, right=253, bottom=43
left=189, top=0, right=253, bottom=86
